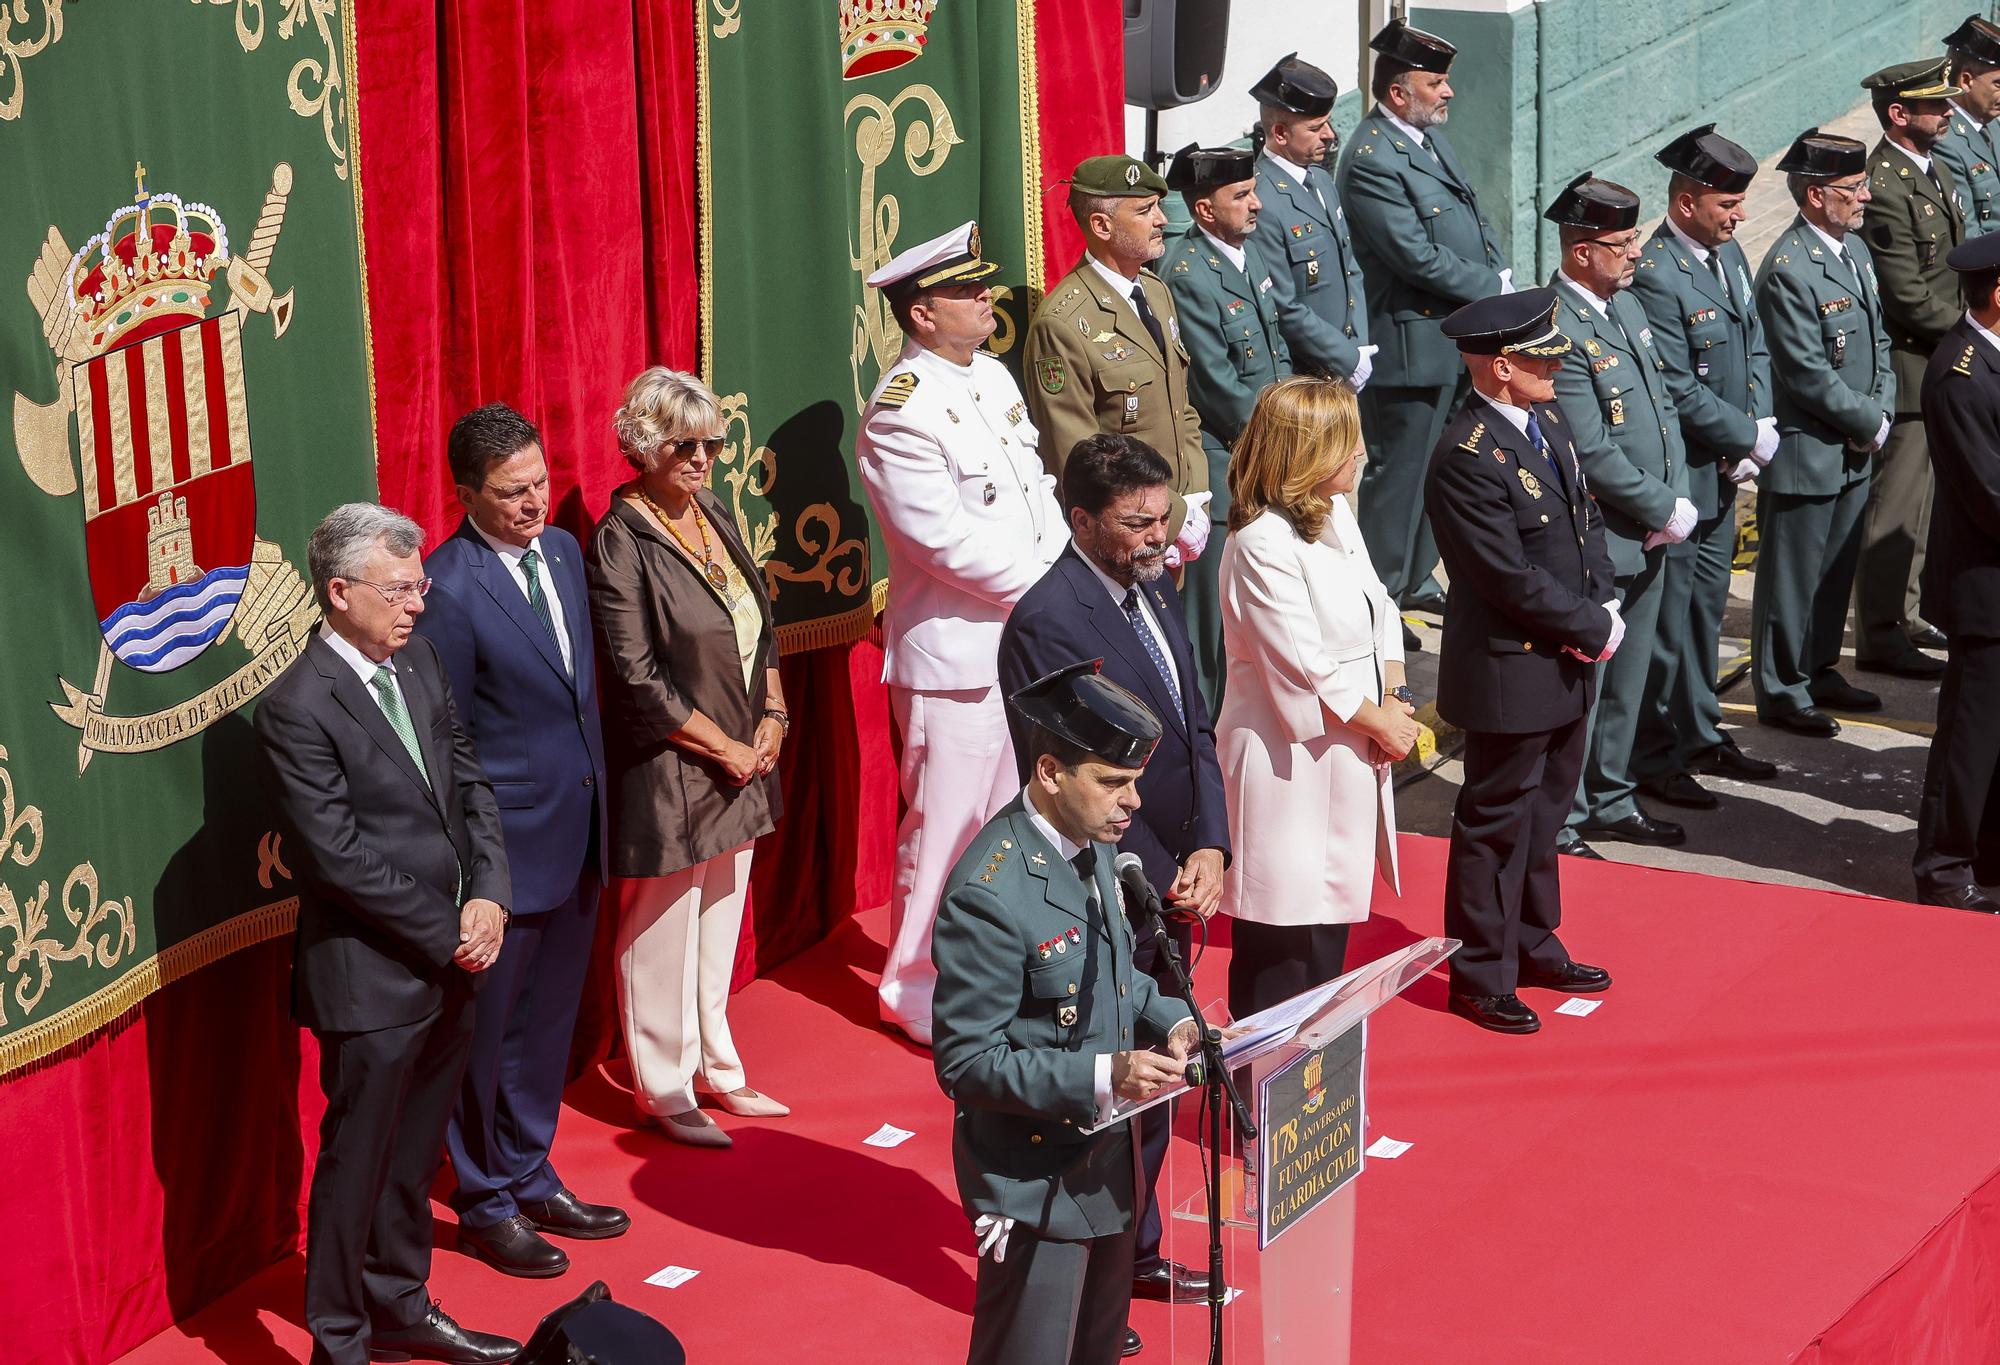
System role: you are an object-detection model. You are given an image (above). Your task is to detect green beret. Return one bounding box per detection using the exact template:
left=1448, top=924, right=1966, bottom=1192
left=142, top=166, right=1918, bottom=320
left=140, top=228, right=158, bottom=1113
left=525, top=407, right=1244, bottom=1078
left=1068, top=154, right=1168, bottom=199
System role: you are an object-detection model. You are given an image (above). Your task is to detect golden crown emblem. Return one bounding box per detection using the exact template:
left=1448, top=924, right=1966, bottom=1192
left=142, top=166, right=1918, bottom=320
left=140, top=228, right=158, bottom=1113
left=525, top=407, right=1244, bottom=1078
left=839, top=0, right=939, bottom=80
left=67, top=163, right=230, bottom=359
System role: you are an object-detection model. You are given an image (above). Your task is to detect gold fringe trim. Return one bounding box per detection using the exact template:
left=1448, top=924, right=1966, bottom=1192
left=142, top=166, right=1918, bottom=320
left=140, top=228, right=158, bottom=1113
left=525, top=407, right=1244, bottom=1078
left=1017, top=0, right=1044, bottom=295
left=342, top=0, right=379, bottom=470
left=695, top=4, right=716, bottom=385
left=0, top=898, right=299, bottom=1078
left=775, top=596, right=876, bottom=654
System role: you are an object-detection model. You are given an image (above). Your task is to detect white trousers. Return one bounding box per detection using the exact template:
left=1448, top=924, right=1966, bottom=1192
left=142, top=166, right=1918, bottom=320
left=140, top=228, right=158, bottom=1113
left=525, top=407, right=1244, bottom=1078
left=613, top=842, right=754, bottom=1116
left=879, top=684, right=1020, bottom=1031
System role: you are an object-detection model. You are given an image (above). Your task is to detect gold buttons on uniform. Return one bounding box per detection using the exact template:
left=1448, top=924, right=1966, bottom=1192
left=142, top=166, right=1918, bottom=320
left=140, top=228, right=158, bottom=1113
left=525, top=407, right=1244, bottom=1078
left=1068, top=983, right=1078, bottom=995
left=1119, top=984, right=1127, bottom=997
left=1031, top=1134, right=1043, bottom=1145
left=1524, top=641, right=1534, bottom=651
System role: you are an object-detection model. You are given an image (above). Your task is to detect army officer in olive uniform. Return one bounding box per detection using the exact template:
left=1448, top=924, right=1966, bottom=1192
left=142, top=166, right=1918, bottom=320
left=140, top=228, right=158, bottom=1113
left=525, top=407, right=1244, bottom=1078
left=1028, top=155, right=1209, bottom=564
left=1751, top=130, right=1895, bottom=736
left=1937, top=16, right=2000, bottom=238
left=1338, top=19, right=1509, bottom=618
left=1628, top=126, right=1782, bottom=803
left=1852, top=58, right=1964, bottom=678
left=1164, top=144, right=1293, bottom=713
left=1545, top=174, right=1696, bottom=856
left=1247, top=54, right=1372, bottom=387
left=933, top=662, right=1198, bottom=1365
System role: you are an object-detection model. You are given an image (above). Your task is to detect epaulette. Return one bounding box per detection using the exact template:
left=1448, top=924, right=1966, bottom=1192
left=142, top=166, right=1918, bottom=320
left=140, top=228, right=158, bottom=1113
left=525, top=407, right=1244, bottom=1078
left=1172, top=259, right=1191, bottom=274
left=974, top=837, right=1014, bottom=886
left=1953, top=344, right=1976, bottom=376
left=1637, top=258, right=1655, bottom=269
left=877, top=371, right=919, bottom=410
left=1457, top=420, right=1487, bottom=453
left=1042, top=284, right=1086, bottom=318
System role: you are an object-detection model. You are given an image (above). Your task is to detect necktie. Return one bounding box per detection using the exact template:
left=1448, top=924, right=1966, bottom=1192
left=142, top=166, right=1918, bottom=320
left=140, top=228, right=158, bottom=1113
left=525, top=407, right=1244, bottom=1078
left=1524, top=411, right=1567, bottom=495
left=1122, top=588, right=1183, bottom=714
left=1070, top=847, right=1096, bottom=884
left=1128, top=284, right=1167, bottom=354
left=1708, top=250, right=1729, bottom=301
left=519, top=547, right=565, bottom=665
left=370, top=664, right=430, bottom=787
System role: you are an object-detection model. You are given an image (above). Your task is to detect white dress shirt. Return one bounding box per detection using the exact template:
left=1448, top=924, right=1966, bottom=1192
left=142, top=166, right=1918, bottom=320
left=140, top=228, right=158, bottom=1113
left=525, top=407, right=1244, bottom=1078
left=320, top=620, right=387, bottom=686
left=1483, top=394, right=1534, bottom=440
left=1970, top=311, right=2000, bottom=362
left=1262, top=148, right=1329, bottom=216
left=470, top=523, right=572, bottom=672
left=1197, top=226, right=1248, bottom=275
left=1885, top=138, right=1934, bottom=177
left=1077, top=552, right=1183, bottom=700
left=1377, top=106, right=1427, bottom=148
left=1557, top=270, right=1612, bottom=318
left=1805, top=218, right=1853, bottom=263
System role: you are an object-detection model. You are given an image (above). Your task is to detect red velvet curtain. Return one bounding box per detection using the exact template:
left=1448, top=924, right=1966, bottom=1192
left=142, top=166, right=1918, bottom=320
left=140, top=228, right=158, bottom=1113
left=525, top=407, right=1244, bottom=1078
left=3, top=3, right=1122, bottom=1360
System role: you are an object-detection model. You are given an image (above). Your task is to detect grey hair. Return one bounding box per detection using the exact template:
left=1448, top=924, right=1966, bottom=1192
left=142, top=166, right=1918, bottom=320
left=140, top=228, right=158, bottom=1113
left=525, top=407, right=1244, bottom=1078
left=308, top=502, right=424, bottom=611
left=614, top=367, right=724, bottom=473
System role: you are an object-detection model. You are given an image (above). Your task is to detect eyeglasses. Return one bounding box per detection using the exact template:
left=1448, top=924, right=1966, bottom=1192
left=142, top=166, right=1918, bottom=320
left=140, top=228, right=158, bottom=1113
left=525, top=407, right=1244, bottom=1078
left=1580, top=232, right=1642, bottom=252
left=352, top=577, right=433, bottom=605
left=1823, top=178, right=1870, bottom=199
left=670, top=435, right=728, bottom=461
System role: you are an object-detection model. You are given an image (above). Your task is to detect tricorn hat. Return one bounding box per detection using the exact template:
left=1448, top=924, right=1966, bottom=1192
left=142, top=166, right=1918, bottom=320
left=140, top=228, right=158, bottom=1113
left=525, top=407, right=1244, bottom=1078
left=1775, top=128, right=1868, bottom=179
left=1249, top=53, right=1338, bottom=117
left=1369, top=18, right=1456, bottom=74
left=1165, top=143, right=1260, bottom=194
left=1655, top=124, right=1757, bottom=193
left=1008, top=660, right=1162, bottom=770
left=1542, top=172, right=1642, bottom=232
left=1946, top=14, right=2000, bottom=67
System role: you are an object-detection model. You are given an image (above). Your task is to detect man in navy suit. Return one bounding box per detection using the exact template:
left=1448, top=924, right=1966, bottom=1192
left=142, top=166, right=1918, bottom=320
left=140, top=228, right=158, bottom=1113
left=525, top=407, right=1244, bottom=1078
left=417, top=403, right=628, bottom=1278
left=998, top=433, right=1231, bottom=1309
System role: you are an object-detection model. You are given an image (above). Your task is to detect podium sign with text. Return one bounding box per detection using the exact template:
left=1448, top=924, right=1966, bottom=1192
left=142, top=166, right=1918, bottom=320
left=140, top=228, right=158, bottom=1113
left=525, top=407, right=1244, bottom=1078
left=1258, top=1021, right=1365, bottom=1249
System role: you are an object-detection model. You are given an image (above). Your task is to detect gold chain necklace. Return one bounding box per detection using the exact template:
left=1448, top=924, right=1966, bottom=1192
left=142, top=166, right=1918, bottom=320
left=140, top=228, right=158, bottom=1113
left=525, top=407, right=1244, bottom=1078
left=638, top=485, right=732, bottom=595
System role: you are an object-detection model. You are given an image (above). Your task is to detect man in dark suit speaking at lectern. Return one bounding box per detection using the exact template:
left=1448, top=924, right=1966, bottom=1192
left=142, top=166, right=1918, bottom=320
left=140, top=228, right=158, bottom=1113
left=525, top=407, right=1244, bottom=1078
left=255, top=502, right=519, bottom=1365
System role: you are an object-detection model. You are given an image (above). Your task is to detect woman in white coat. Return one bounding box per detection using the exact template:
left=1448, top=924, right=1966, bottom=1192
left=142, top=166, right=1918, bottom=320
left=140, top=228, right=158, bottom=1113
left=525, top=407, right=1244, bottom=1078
left=1216, top=377, right=1423, bottom=1017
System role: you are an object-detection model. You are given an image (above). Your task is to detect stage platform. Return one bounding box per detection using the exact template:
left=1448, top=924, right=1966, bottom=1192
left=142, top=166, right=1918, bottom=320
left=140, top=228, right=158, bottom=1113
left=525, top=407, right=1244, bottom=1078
left=117, top=836, right=2000, bottom=1364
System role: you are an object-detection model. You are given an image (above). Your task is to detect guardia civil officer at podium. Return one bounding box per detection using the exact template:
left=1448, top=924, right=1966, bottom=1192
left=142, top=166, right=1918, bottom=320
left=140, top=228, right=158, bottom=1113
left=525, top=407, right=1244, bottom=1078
left=932, top=661, right=1200, bottom=1365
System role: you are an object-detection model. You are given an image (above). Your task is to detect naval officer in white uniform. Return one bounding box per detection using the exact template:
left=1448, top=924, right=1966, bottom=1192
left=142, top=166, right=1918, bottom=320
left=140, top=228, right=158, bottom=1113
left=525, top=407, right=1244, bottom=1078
left=858, top=221, right=1066, bottom=1045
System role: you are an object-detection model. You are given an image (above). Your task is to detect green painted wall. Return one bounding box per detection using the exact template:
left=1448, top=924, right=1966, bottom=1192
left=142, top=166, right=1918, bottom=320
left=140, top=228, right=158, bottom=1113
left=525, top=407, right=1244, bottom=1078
left=1397, top=0, right=1974, bottom=277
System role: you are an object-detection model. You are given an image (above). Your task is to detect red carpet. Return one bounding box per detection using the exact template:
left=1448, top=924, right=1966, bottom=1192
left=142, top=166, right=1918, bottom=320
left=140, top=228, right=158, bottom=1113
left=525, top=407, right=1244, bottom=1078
left=115, top=836, right=2000, bottom=1364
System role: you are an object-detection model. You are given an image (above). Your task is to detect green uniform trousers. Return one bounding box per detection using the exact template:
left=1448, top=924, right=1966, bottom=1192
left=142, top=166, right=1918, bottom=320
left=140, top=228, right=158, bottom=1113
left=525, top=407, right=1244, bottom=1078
left=1635, top=498, right=1737, bottom=779
left=1360, top=380, right=1460, bottom=605
left=1752, top=480, right=1869, bottom=717
left=1567, top=546, right=1668, bottom=830
left=1852, top=414, right=1935, bottom=661
left=1181, top=525, right=1228, bottom=717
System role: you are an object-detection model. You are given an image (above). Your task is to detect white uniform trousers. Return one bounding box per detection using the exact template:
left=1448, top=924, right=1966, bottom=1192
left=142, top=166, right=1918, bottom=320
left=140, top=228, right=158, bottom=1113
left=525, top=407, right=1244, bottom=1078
left=613, top=842, right=754, bottom=1116
left=879, top=684, right=1020, bottom=1036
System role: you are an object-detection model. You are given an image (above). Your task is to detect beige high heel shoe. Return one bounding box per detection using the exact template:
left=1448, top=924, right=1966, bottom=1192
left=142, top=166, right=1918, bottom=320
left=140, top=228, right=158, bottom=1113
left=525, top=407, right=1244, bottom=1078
left=708, top=1086, right=791, bottom=1118
left=650, top=1108, right=733, bottom=1148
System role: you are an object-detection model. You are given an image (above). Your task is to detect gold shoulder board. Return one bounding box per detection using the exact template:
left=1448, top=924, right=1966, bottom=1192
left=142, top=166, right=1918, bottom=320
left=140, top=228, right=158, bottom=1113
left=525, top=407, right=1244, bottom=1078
left=877, top=372, right=919, bottom=409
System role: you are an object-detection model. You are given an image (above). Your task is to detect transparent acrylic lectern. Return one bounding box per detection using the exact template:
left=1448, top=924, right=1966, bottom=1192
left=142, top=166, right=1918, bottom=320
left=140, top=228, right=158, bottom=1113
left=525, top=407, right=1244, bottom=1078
left=1091, top=937, right=1457, bottom=1364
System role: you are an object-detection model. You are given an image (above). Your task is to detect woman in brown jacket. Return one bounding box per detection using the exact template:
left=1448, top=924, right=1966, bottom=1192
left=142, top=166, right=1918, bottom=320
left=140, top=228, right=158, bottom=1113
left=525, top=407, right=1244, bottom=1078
left=589, top=367, right=789, bottom=1146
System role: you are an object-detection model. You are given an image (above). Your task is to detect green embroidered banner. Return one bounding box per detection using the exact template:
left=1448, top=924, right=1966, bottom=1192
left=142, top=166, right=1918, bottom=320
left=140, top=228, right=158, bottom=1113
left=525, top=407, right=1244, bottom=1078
left=698, top=0, right=1043, bottom=650
left=0, top=0, right=375, bottom=1071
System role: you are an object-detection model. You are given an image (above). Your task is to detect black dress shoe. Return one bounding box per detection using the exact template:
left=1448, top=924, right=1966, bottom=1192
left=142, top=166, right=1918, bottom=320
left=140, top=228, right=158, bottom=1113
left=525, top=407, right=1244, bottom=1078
left=1132, top=1259, right=1208, bottom=1302
left=1918, top=884, right=2000, bottom=914
left=1856, top=649, right=1946, bottom=679
left=1638, top=772, right=1719, bottom=809
left=1448, top=991, right=1541, bottom=1034
left=1762, top=706, right=1841, bottom=737
left=1689, top=738, right=1778, bottom=780
left=1124, top=1327, right=1143, bottom=1357
left=1518, top=959, right=1613, bottom=993
left=1403, top=591, right=1448, bottom=615
left=1909, top=625, right=1949, bottom=650
left=519, top=1189, right=631, bottom=1240
left=1555, top=833, right=1605, bottom=860
left=1579, top=811, right=1686, bottom=846
left=369, top=1302, right=521, bottom=1363
left=457, top=1215, right=567, bottom=1279
left=1402, top=620, right=1422, bottom=652
left=1808, top=675, right=1883, bottom=711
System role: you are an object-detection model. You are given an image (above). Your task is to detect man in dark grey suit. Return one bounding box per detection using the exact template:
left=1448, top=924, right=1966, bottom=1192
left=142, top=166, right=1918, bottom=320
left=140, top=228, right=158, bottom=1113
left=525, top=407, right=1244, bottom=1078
left=255, top=503, right=518, bottom=1365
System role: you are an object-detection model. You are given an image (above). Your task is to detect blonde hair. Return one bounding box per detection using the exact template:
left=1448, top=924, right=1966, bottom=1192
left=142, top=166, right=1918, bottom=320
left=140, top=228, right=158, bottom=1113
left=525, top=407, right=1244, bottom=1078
left=613, top=367, right=723, bottom=473
left=1227, top=376, right=1361, bottom=540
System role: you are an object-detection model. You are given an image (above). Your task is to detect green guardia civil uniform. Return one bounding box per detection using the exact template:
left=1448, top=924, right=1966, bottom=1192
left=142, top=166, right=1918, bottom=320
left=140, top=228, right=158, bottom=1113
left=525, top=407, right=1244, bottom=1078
left=1249, top=152, right=1369, bottom=381
left=1336, top=110, right=1507, bottom=606
left=1852, top=130, right=1964, bottom=663
left=1628, top=223, right=1772, bottom=775
left=1164, top=224, right=1292, bottom=713
left=1549, top=275, right=1689, bottom=832
left=1933, top=104, right=2000, bottom=236
left=932, top=792, right=1190, bottom=1365
left=1751, top=218, right=1895, bottom=718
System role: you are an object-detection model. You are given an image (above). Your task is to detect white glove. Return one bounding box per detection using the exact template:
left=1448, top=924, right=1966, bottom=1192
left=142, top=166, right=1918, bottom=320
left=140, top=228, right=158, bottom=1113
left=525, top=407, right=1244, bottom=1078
left=1727, top=457, right=1760, bottom=485
left=974, top=1214, right=1015, bottom=1263
left=1565, top=600, right=1623, bottom=663
left=1172, top=494, right=1213, bottom=564
left=1872, top=413, right=1892, bottom=451
left=1497, top=268, right=1516, bottom=295
left=1752, top=416, right=1779, bottom=465
left=1349, top=344, right=1378, bottom=392
left=1641, top=498, right=1699, bottom=550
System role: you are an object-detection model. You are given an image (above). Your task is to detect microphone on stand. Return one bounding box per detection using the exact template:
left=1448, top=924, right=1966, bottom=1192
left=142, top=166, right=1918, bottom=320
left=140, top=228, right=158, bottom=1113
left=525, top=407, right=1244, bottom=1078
left=1113, top=852, right=1204, bottom=1088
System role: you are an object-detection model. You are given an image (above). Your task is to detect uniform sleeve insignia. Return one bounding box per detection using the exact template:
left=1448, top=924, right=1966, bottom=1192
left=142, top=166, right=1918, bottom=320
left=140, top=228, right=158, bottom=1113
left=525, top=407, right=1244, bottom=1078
left=1953, top=344, right=1976, bottom=376
left=1517, top=466, right=1544, bottom=499
left=877, top=371, right=919, bottom=409
left=1458, top=420, right=1487, bottom=453
left=1036, top=356, right=1066, bottom=394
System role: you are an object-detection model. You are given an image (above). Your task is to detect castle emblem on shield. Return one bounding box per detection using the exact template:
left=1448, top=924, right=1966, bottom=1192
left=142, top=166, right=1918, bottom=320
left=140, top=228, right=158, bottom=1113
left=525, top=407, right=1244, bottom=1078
left=13, top=162, right=316, bottom=768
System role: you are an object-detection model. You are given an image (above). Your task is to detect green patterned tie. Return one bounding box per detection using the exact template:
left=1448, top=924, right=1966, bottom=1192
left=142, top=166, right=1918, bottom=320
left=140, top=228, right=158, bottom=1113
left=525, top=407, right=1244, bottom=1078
left=370, top=664, right=431, bottom=788
left=520, top=548, right=561, bottom=651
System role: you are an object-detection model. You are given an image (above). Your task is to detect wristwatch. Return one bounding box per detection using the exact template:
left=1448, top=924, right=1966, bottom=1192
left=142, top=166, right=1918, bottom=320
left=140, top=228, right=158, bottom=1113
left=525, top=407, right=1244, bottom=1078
left=1388, top=684, right=1415, bottom=706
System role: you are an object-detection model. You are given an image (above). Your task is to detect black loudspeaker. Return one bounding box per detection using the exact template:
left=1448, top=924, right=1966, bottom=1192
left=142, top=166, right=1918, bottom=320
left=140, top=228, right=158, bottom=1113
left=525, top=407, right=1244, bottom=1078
left=1124, top=0, right=1231, bottom=111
